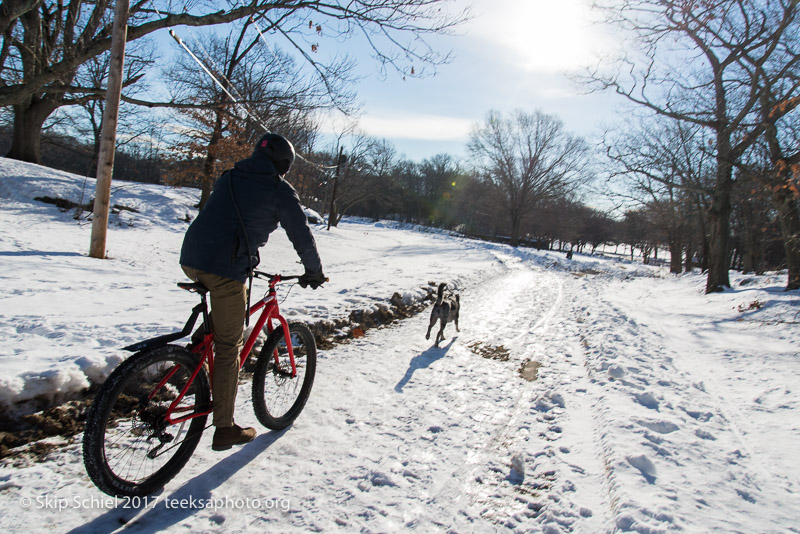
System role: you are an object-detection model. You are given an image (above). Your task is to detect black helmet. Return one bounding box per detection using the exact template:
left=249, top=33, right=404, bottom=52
left=254, top=133, right=295, bottom=175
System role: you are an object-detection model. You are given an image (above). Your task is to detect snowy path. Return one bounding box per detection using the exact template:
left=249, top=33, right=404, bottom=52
left=115, top=254, right=615, bottom=532
left=0, top=254, right=614, bottom=532
left=1, top=253, right=798, bottom=533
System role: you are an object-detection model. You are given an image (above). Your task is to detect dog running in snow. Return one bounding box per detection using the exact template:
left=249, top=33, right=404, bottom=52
left=426, top=283, right=460, bottom=347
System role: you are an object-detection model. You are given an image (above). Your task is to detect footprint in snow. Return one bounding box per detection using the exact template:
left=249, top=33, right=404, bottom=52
left=627, top=454, right=657, bottom=483
left=638, top=419, right=679, bottom=434
left=682, top=408, right=714, bottom=421
left=634, top=391, right=660, bottom=410
left=695, top=429, right=716, bottom=440
left=608, top=364, right=626, bottom=379
left=506, top=454, right=525, bottom=485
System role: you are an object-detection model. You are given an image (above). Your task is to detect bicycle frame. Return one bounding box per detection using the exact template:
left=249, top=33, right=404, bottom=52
left=153, top=274, right=299, bottom=426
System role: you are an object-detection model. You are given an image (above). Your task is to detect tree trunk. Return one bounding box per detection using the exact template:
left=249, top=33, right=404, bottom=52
left=760, top=94, right=800, bottom=291
left=669, top=239, right=682, bottom=274
left=684, top=245, right=693, bottom=273
left=6, top=97, right=58, bottom=163
left=509, top=209, right=521, bottom=247
left=705, top=210, right=731, bottom=291
left=705, top=159, right=734, bottom=293
left=328, top=202, right=339, bottom=228
left=773, top=188, right=800, bottom=291
left=198, top=111, right=225, bottom=210
left=327, top=147, right=344, bottom=230
left=740, top=248, right=754, bottom=274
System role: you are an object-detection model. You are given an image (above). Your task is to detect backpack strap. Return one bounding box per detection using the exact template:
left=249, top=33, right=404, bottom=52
left=228, top=171, right=254, bottom=326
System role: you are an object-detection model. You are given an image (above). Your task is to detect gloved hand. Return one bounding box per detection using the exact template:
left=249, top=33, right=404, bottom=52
left=298, top=270, right=326, bottom=289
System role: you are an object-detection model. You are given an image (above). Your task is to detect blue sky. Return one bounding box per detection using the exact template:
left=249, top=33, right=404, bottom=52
left=320, top=0, right=623, bottom=161
left=154, top=0, right=623, bottom=163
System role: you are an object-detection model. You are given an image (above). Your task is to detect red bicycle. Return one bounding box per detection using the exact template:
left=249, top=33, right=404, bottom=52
left=82, top=271, right=319, bottom=497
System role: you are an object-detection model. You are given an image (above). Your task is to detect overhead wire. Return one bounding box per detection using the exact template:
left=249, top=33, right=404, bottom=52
left=149, top=2, right=339, bottom=172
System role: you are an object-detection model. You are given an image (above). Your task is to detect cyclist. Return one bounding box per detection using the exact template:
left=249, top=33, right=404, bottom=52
left=179, top=132, right=326, bottom=451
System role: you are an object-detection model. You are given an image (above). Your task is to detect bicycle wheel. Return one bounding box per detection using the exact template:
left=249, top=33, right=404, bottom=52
left=252, top=322, right=316, bottom=430
left=83, top=345, right=210, bottom=497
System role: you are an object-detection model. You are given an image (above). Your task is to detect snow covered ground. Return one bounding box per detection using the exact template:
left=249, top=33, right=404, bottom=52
left=1, top=158, right=798, bottom=533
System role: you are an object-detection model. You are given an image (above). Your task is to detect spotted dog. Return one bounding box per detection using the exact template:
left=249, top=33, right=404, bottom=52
left=425, top=283, right=460, bottom=347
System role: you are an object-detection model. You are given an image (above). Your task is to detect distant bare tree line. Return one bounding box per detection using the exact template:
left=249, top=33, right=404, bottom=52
left=1, top=0, right=798, bottom=291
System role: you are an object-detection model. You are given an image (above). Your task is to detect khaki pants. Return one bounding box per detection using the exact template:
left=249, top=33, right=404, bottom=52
left=182, top=266, right=246, bottom=428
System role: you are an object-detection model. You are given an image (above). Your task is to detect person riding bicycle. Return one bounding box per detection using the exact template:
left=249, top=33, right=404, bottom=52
left=179, top=132, right=325, bottom=451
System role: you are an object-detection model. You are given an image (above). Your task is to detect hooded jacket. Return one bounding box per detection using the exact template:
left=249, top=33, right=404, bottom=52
left=179, top=152, right=322, bottom=282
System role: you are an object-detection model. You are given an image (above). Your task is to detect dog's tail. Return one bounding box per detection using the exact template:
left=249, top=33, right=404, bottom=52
left=436, top=282, right=446, bottom=304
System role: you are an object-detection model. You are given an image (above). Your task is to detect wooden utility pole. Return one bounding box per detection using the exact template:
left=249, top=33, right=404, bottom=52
left=89, top=0, right=130, bottom=259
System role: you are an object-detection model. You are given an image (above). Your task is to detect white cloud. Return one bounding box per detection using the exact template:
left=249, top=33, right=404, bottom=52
left=319, top=109, right=473, bottom=142
left=359, top=112, right=473, bottom=141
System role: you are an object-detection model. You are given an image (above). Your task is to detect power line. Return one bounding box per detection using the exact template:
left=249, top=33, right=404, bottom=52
left=150, top=3, right=338, bottom=171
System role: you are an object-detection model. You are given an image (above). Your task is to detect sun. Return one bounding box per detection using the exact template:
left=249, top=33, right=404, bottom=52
left=470, top=0, right=608, bottom=73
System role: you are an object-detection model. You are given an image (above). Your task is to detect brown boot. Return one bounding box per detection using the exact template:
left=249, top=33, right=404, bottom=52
left=212, top=424, right=256, bottom=451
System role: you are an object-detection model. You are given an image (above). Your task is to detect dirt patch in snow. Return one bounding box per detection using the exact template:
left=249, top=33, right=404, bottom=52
left=0, top=399, right=91, bottom=461
left=518, top=360, right=542, bottom=382
left=468, top=341, right=511, bottom=361
left=572, top=268, right=603, bottom=278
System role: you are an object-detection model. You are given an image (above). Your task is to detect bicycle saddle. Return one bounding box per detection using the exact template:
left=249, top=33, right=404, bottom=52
left=178, top=282, right=209, bottom=295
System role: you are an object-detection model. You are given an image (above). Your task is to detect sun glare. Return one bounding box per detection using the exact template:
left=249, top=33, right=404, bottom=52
left=471, top=0, right=607, bottom=72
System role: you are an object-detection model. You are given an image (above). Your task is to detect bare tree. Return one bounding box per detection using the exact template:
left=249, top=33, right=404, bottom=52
left=578, top=207, right=617, bottom=255
left=58, top=36, right=156, bottom=174
left=326, top=134, right=397, bottom=227
left=164, top=19, right=351, bottom=207
left=603, top=116, right=716, bottom=272
left=730, top=175, right=775, bottom=275
left=737, top=145, right=800, bottom=288
left=741, top=68, right=800, bottom=289
left=417, top=153, right=462, bottom=227
left=620, top=209, right=660, bottom=263
left=468, top=109, right=590, bottom=246
left=585, top=0, right=800, bottom=292
left=1, top=0, right=467, bottom=163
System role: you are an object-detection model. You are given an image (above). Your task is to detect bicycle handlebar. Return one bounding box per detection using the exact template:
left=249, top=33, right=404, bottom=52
left=252, top=271, right=329, bottom=284
left=253, top=271, right=299, bottom=281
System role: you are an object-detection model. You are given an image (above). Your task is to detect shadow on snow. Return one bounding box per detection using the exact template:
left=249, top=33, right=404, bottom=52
left=395, top=338, right=456, bottom=393
left=67, top=429, right=288, bottom=533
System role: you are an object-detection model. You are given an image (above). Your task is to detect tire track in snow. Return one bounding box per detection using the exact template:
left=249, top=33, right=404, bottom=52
left=498, top=271, right=616, bottom=533
left=418, top=260, right=617, bottom=532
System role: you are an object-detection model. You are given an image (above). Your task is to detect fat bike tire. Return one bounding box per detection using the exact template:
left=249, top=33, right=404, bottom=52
left=82, top=345, right=210, bottom=497
left=252, top=323, right=316, bottom=430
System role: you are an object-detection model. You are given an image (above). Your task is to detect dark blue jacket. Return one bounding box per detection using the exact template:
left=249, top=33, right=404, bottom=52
left=180, top=152, right=322, bottom=282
